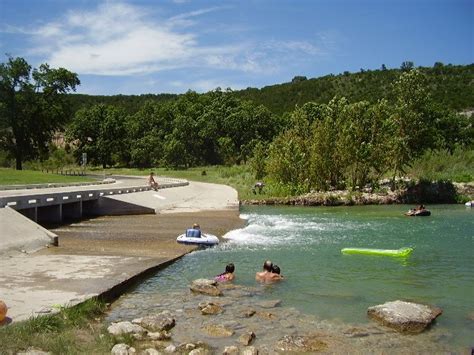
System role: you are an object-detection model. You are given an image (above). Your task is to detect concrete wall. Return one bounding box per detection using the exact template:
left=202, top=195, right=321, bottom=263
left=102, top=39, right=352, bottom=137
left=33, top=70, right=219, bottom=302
left=0, top=207, right=57, bottom=254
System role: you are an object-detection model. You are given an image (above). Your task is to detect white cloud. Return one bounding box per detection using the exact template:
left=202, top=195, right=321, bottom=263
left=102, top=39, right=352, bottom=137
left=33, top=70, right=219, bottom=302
left=3, top=1, right=333, bottom=77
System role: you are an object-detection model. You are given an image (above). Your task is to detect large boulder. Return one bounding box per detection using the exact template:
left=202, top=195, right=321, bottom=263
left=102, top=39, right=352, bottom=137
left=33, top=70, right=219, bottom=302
left=367, top=300, right=442, bottom=333
left=132, top=312, right=176, bottom=332
left=191, top=279, right=223, bottom=297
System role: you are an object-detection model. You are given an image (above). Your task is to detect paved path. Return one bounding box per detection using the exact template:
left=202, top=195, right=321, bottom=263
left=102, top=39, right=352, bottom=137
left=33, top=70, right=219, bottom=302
left=0, top=180, right=242, bottom=322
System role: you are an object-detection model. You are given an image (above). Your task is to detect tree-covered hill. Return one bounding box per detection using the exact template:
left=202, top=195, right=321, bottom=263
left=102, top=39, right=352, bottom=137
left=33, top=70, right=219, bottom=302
left=233, top=63, right=474, bottom=116
left=66, top=63, right=474, bottom=117
left=68, top=93, right=178, bottom=115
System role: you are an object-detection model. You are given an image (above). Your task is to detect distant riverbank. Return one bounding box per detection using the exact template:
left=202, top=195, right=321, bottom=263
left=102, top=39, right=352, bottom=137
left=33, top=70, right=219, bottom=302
left=242, top=181, right=474, bottom=206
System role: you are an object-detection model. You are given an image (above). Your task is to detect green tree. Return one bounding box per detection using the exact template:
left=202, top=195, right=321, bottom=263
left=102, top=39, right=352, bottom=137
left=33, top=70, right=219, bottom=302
left=0, top=56, right=79, bottom=169
left=387, top=70, right=435, bottom=184
left=249, top=141, right=268, bottom=179
left=67, top=104, right=127, bottom=168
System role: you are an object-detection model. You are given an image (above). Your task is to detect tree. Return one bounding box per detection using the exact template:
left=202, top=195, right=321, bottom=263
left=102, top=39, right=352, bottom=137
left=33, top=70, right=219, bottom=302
left=67, top=104, right=127, bottom=168
left=291, top=76, right=308, bottom=83
left=400, top=61, right=414, bottom=71
left=387, top=70, right=435, bottom=185
left=0, top=56, right=80, bottom=169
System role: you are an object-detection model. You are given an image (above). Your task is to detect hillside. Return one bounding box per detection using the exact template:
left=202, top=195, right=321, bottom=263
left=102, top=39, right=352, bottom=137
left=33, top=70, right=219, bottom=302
left=66, top=63, right=474, bottom=117
left=233, top=64, right=474, bottom=116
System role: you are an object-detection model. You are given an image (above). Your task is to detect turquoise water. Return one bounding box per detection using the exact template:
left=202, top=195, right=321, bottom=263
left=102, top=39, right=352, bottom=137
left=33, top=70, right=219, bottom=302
left=112, top=205, right=474, bottom=348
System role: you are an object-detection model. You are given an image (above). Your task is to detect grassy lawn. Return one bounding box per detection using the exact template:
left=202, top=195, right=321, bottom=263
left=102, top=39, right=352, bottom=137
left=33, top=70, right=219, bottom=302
left=0, top=299, right=120, bottom=354
left=0, top=168, right=95, bottom=186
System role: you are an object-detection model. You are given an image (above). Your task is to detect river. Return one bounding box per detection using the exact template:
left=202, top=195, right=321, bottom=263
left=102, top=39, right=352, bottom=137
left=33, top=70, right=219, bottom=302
left=107, top=204, right=473, bottom=351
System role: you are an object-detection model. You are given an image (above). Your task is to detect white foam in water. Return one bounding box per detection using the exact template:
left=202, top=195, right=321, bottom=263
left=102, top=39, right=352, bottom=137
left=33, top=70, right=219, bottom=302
left=224, top=213, right=326, bottom=247
left=222, top=212, right=371, bottom=248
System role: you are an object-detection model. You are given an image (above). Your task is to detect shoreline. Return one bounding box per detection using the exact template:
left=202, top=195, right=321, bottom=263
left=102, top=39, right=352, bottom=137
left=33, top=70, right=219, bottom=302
left=242, top=182, right=474, bottom=206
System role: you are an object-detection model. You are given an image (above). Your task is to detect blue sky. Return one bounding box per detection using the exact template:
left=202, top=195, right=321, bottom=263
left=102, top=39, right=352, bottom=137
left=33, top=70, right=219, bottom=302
left=0, top=0, right=472, bottom=95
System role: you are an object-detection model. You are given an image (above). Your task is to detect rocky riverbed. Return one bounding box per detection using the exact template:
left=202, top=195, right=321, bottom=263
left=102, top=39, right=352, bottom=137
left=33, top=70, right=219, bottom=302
left=106, top=281, right=457, bottom=354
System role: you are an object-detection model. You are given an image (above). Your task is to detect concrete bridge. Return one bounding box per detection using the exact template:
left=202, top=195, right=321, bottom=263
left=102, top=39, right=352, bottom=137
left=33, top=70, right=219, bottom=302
left=0, top=175, right=188, bottom=253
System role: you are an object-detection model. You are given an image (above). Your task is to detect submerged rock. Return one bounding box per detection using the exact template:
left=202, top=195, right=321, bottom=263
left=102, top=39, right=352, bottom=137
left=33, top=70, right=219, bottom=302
left=275, top=335, right=327, bottom=352
left=201, top=324, right=235, bottom=337
left=367, top=300, right=443, bottom=333
left=132, top=312, right=176, bottom=332
left=238, top=331, right=256, bottom=345
left=191, top=279, right=223, bottom=297
left=256, top=300, right=281, bottom=309
left=200, top=302, right=224, bottom=315
left=107, top=321, right=146, bottom=336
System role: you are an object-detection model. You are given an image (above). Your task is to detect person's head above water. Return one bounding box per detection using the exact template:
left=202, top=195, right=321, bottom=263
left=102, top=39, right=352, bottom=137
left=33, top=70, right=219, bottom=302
left=263, top=260, right=273, bottom=272
left=272, top=264, right=281, bottom=274
left=225, top=263, right=235, bottom=273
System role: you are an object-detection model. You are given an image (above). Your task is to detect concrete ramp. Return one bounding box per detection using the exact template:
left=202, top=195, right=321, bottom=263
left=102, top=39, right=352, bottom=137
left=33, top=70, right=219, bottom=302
left=0, top=207, right=57, bottom=254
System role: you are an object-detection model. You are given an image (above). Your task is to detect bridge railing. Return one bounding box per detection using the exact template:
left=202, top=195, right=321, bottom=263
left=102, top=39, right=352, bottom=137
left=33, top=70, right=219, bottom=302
left=0, top=179, right=188, bottom=210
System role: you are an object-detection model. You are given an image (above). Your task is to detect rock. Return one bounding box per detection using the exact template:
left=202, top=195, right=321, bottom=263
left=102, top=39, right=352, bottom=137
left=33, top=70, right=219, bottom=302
left=238, top=331, right=256, bottom=345
left=467, top=312, right=474, bottom=321
left=223, top=345, right=239, bottom=355
left=164, top=344, right=176, bottom=353
left=238, top=308, right=256, bottom=318
left=367, top=300, right=443, bottom=334
left=201, top=303, right=224, bottom=315
left=143, top=349, right=161, bottom=355
left=133, top=312, right=176, bottom=332
left=148, top=330, right=171, bottom=340
left=275, top=335, right=327, bottom=352
left=17, top=349, right=51, bottom=355
left=256, top=300, right=281, bottom=308
left=191, top=279, right=222, bottom=297
left=111, top=343, right=136, bottom=355
left=107, top=321, right=147, bottom=336
left=256, top=311, right=277, bottom=320
left=201, top=324, right=235, bottom=337
left=240, top=346, right=258, bottom=355
left=189, top=349, right=210, bottom=355
left=343, top=327, right=369, bottom=338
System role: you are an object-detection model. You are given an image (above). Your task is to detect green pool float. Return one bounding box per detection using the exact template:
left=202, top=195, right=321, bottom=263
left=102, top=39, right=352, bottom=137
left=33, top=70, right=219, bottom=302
left=341, top=247, right=413, bottom=257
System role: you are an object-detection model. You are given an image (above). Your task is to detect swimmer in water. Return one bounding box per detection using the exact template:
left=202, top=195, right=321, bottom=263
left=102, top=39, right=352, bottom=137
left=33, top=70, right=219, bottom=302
left=215, top=263, right=235, bottom=282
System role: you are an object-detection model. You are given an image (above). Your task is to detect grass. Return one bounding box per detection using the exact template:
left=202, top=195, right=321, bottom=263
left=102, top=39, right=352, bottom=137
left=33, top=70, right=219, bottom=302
left=0, top=168, right=94, bottom=186
left=406, top=148, right=474, bottom=183
left=0, top=298, right=119, bottom=355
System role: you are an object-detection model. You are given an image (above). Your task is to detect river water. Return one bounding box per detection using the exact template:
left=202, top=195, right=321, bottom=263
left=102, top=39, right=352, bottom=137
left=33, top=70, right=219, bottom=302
left=108, top=205, right=473, bottom=351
